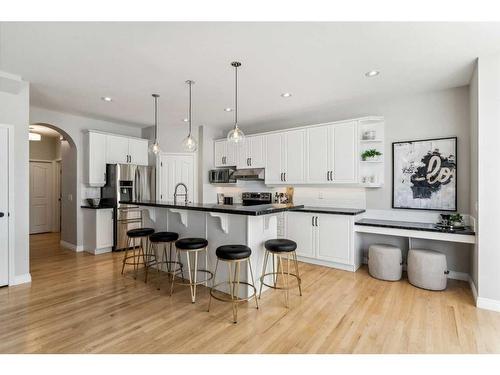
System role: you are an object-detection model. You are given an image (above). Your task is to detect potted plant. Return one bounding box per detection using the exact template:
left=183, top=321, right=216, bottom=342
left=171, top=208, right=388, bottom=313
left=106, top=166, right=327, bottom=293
left=361, top=149, right=382, bottom=161
left=449, top=213, right=464, bottom=227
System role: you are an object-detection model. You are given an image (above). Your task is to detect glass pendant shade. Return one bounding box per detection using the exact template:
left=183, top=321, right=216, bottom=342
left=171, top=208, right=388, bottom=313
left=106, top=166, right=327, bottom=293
left=182, top=134, right=197, bottom=152
left=150, top=140, right=161, bottom=154
left=227, top=125, right=245, bottom=143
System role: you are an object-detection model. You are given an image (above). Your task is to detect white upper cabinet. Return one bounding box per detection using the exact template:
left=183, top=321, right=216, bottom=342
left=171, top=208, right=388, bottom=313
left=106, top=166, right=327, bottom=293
left=86, top=131, right=108, bottom=187
left=214, top=139, right=237, bottom=167
left=106, top=135, right=130, bottom=164
left=283, top=129, right=306, bottom=183
left=332, top=121, right=357, bottom=183
left=106, top=135, right=149, bottom=166
left=237, top=135, right=265, bottom=169
left=264, top=132, right=284, bottom=184
left=128, top=138, right=149, bottom=166
left=306, top=125, right=331, bottom=183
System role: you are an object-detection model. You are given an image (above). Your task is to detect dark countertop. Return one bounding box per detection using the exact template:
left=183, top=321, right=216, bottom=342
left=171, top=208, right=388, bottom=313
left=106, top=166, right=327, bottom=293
left=355, top=218, right=476, bottom=235
left=290, top=206, right=365, bottom=216
left=81, top=205, right=115, bottom=210
left=120, top=200, right=304, bottom=216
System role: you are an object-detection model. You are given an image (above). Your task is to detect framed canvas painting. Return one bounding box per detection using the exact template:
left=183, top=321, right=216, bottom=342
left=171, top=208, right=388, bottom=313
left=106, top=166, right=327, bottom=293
left=392, top=137, right=457, bottom=211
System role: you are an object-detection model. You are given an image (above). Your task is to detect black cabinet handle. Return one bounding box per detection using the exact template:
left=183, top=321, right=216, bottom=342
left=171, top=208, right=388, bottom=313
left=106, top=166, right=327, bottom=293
left=312, top=216, right=315, bottom=226
left=284, top=172, right=286, bottom=181
left=249, top=157, right=252, bottom=166
left=315, top=216, right=319, bottom=226
left=280, top=172, right=283, bottom=181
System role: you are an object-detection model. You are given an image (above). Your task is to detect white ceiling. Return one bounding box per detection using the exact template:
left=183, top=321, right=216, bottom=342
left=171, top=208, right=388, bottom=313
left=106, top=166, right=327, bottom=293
left=2, top=22, right=500, bottom=130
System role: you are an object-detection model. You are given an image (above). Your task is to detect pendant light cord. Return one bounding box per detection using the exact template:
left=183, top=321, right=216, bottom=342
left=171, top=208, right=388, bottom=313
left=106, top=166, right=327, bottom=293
left=152, top=94, right=159, bottom=141
left=234, top=64, right=238, bottom=128
left=188, top=81, right=192, bottom=137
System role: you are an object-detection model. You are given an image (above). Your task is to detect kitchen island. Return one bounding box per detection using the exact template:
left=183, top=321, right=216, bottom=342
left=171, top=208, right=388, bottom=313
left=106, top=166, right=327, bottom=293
left=122, top=200, right=304, bottom=297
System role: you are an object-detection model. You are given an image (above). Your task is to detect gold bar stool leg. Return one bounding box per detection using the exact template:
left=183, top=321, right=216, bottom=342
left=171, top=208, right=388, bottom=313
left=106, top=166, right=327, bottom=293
left=207, top=258, right=219, bottom=312
left=227, top=262, right=236, bottom=323
left=248, top=258, right=259, bottom=309
left=121, top=236, right=131, bottom=275
left=259, top=250, right=270, bottom=299
left=278, top=254, right=288, bottom=308
left=186, top=251, right=194, bottom=303
left=170, top=248, right=179, bottom=297
left=293, top=251, right=302, bottom=296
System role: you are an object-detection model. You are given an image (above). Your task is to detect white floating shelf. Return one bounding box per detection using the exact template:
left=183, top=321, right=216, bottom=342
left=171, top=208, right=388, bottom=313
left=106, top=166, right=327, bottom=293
left=360, top=139, right=383, bottom=143
left=359, top=183, right=383, bottom=188
left=360, top=160, right=384, bottom=163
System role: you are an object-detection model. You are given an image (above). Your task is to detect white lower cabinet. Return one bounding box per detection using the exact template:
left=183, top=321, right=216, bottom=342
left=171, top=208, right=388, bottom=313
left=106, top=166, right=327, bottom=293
left=286, top=212, right=354, bottom=270
left=83, top=208, right=114, bottom=255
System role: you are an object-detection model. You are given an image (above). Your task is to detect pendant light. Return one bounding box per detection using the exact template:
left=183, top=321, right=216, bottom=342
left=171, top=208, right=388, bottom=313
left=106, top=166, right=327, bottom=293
left=181, top=80, right=198, bottom=152
left=227, top=61, right=245, bottom=143
left=149, top=94, right=161, bottom=154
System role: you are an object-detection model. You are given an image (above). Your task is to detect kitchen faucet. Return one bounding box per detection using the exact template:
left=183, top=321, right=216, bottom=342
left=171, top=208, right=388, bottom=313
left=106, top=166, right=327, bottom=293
left=174, top=182, right=188, bottom=205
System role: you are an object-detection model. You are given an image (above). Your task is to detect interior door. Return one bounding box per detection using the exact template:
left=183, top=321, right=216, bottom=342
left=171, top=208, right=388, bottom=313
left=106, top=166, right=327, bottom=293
left=307, top=126, right=330, bottom=183
left=264, top=133, right=283, bottom=184
left=332, top=121, right=357, bottom=183
left=286, top=212, right=315, bottom=258
left=317, top=214, right=351, bottom=264
left=30, top=161, right=53, bottom=234
left=0, top=127, right=9, bottom=286
left=128, top=138, right=149, bottom=166
left=159, top=154, right=195, bottom=202
left=106, top=135, right=129, bottom=164
left=284, top=129, right=306, bottom=183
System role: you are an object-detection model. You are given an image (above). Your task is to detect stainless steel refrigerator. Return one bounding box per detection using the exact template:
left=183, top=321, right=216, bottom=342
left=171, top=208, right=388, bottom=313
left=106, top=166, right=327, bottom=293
left=101, top=164, right=155, bottom=250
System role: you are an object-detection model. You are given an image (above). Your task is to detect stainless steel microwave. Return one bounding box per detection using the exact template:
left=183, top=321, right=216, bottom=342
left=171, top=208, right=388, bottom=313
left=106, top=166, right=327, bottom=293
left=209, top=168, right=236, bottom=184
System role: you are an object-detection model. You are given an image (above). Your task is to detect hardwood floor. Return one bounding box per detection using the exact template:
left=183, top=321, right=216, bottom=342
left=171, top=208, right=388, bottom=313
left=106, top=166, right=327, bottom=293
left=1, top=232, right=499, bottom=353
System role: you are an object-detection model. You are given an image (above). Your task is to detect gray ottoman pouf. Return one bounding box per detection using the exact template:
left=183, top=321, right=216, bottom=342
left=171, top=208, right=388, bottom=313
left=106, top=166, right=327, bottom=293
left=368, top=244, right=402, bottom=281
left=407, top=249, right=448, bottom=291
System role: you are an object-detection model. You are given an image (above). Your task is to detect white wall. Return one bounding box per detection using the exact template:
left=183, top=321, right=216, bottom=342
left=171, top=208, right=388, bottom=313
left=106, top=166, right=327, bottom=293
left=476, top=54, right=500, bottom=307
left=30, top=106, right=143, bottom=248
left=0, top=73, right=30, bottom=281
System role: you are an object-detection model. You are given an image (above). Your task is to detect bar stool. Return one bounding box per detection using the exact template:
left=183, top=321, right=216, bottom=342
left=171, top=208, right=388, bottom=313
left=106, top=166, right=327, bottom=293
left=148, top=231, right=183, bottom=290
left=170, top=238, right=213, bottom=303
left=259, top=238, right=302, bottom=307
left=121, top=227, right=155, bottom=281
left=208, top=245, right=259, bottom=324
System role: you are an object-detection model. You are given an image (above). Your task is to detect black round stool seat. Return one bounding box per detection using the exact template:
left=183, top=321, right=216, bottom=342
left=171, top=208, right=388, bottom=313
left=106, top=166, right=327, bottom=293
left=175, top=237, right=208, bottom=250
left=216, top=245, right=251, bottom=261
left=264, top=239, right=297, bottom=253
left=127, top=227, right=155, bottom=238
left=149, top=231, right=179, bottom=243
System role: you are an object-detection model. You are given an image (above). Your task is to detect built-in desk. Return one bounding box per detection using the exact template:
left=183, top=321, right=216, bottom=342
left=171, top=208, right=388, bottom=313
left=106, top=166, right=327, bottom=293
left=354, top=218, right=476, bottom=244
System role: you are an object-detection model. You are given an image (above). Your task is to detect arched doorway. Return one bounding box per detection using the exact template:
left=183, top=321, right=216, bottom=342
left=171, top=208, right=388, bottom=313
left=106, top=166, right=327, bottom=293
left=29, top=123, right=78, bottom=252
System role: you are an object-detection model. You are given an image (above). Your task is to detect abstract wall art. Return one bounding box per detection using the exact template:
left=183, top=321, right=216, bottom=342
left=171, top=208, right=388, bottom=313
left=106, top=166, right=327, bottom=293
left=392, top=137, right=457, bottom=211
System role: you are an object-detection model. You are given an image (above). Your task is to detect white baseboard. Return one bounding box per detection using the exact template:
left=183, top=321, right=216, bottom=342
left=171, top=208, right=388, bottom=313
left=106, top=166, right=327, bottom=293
left=85, top=247, right=112, bottom=255
left=60, top=240, right=84, bottom=252
left=476, top=297, right=500, bottom=312
left=10, top=273, right=32, bottom=285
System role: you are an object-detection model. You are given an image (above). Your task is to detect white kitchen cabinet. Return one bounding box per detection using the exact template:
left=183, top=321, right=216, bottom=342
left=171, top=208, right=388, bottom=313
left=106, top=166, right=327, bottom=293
left=106, top=135, right=149, bottom=166
left=158, top=153, right=195, bottom=202
left=264, top=132, right=284, bottom=184
left=286, top=212, right=353, bottom=269
left=306, top=125, right=331, bottom=183
left=286, top=212, right=315, bottom=258
left=332, top=121, right=358, bottom=183
left=106, top=135, right=130, bottom=164
left=316, top=214, right=351, bottom=264
left=237, top=135, right=265, bottom=169
left=128, top=138, right=149, bottom=166
left=83, top=208, right=114, bottom=255
left=264, top=129, right=306, bottom=184
left=214, top=139, right=237, bottom=167
left=86, top=131, right=107, bottom=187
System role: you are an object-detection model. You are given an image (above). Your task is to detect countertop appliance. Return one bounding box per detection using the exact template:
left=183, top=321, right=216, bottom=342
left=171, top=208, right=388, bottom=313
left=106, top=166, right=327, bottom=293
left=209, top=168, right=236, bottom=184
left=242, top=192, right=272, bottom=206
left=101, top=164, right=155, bottom=250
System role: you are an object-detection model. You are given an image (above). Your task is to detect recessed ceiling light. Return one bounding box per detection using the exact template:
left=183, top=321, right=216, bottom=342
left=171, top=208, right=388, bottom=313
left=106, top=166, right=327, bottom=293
left=281, top=92, right=292, bottom=98
left=224, top=108, right=233, bottom=112
left=365, top=70, right=380, bottom=78
left=101, top=96, right=113, bottom=102
left=183, top=118, right=189, bottom=122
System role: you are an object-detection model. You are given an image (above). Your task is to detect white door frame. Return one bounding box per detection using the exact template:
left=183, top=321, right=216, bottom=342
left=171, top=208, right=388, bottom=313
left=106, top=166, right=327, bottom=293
left=156, top=152, right=198, bottom=202
left=0, top=124, right=15, bottom=286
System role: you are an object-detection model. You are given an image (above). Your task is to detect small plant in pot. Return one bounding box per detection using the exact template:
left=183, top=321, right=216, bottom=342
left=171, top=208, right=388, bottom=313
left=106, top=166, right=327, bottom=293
left=450, top=213, right=464, bottom=227
left=361, top=149, right=382, bottom=161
